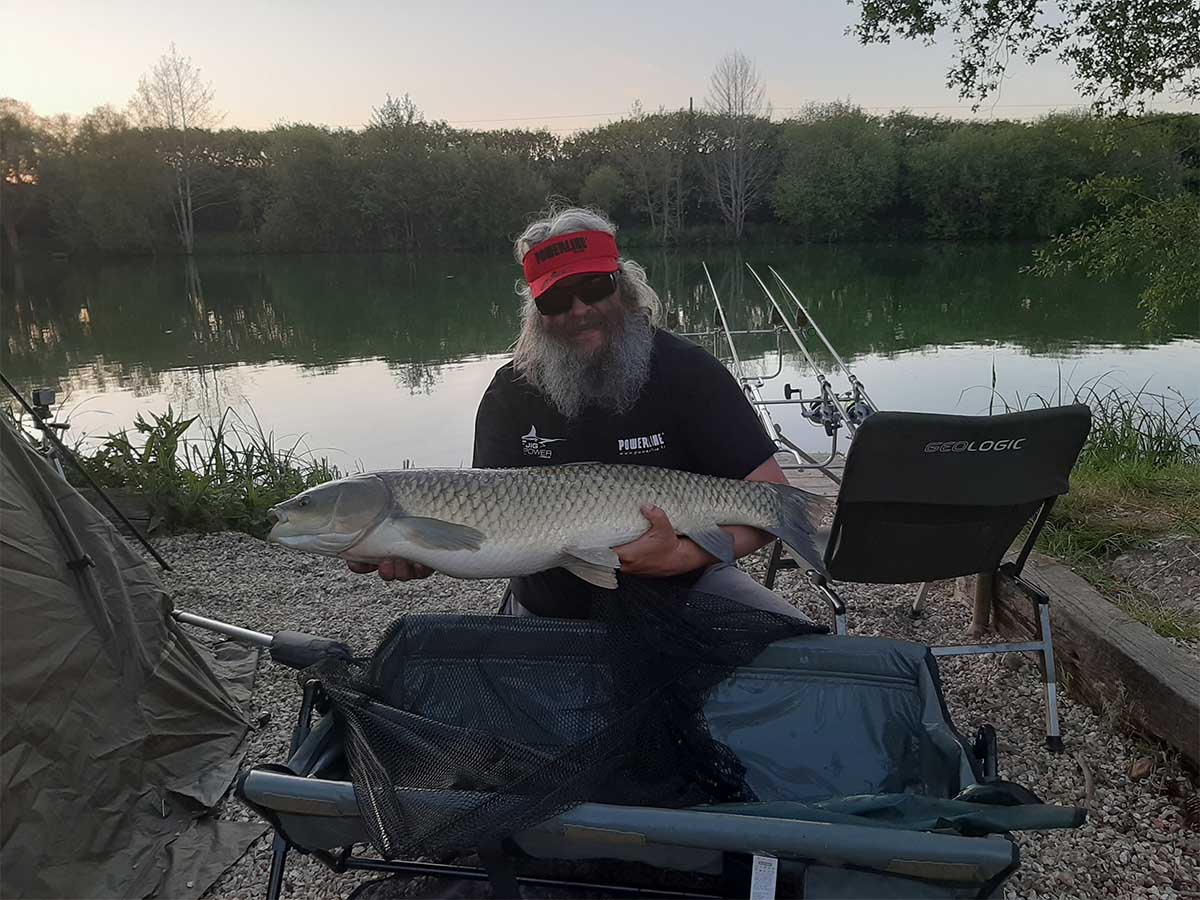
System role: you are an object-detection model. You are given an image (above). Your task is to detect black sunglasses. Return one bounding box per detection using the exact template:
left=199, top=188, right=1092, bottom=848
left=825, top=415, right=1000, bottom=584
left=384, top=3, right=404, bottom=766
left=535, top=272, right=618, bottom=316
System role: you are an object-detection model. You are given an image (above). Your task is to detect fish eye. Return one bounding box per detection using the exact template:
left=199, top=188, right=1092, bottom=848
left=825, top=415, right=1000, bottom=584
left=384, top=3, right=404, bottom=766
left=299, top=498, right=309, bottom=508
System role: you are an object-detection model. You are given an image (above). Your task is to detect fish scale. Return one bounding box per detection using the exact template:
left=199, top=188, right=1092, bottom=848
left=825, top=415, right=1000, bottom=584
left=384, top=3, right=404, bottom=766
left=268, top=463, right=827, bottom=588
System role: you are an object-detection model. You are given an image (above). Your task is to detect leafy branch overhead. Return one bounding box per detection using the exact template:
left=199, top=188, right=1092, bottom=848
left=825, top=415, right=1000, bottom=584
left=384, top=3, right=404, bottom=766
left=852, top=0, right=1200, bottom=113
left=851, top=1, right=1200, bottom=323
left=1029, top=178, right=1200, bottom=325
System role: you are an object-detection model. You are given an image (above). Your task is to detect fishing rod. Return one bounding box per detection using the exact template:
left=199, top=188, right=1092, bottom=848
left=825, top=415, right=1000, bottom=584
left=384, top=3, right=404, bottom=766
left=745, top=263, right=863, bottom=440
left=758, top=268, right=940, bottom=616
left=679, top=325, right=787, bottom=380
left=700, top=263, right=839, bottom=473
left=0, top=369, right=172, bottom=571
left=767, top=265, right=877, bottom=424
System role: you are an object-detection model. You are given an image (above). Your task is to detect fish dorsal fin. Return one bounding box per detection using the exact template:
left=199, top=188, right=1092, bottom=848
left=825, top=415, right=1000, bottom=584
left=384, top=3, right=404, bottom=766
left=399, top=516, right=485, bottom=552
left=562, top=545, right=620, bottom=589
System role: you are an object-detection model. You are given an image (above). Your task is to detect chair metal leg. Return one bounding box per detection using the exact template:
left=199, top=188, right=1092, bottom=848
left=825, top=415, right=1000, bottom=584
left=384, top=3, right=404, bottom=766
left=810, top=573, right=847, bottom=636
left=764, top=540, right=784, bottom=590
left=496, top=586, right=514, bottom=615
left=265, top=679, right=320, bottom=898
left=1036, top=596, right=1064, bottom=752
left=266, top=834, right=289, bottom=900
left=934, top=566, right=1065, bottom=754
left=910, top=582, right=930, bottom=618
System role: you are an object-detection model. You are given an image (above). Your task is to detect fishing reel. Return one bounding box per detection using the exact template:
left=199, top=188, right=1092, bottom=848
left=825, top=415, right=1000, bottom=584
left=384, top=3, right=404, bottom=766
left=786, top=383, right=845, bottom=437
left=845, top=397, right=875, bottom=426
left=843, top=379, right=877, bottom=426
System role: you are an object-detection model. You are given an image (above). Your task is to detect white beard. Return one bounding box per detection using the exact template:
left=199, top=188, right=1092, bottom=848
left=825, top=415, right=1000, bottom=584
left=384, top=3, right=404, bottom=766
left=513, top=308, right=655, bottom=420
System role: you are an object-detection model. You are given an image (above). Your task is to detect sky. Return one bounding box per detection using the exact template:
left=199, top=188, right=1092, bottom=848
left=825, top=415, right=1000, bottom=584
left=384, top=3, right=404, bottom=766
left=3, top=0, right=1195, bottom=132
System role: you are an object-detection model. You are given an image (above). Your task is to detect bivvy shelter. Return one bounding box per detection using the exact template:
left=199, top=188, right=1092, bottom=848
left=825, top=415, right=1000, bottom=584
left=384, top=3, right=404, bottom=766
left=0, top=415, right=265, bottom=898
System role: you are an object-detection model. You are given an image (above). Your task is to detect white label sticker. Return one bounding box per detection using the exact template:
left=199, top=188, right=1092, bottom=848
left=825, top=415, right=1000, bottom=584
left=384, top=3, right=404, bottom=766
left=749, top=854, right=778, bottom=900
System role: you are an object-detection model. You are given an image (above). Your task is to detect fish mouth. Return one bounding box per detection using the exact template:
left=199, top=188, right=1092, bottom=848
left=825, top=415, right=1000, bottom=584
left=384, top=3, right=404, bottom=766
left=267, top=522, right=360, bottom=555
left=266, top=521, right=299, bottom=546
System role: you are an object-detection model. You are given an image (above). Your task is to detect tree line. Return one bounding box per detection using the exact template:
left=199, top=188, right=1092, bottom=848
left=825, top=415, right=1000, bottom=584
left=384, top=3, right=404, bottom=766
left=3, top=95, right=1194, bottom=259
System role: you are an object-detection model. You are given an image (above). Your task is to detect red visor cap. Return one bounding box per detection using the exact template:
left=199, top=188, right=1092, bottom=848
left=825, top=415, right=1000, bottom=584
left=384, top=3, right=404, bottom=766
left=522, top=230, right=620, bottom=299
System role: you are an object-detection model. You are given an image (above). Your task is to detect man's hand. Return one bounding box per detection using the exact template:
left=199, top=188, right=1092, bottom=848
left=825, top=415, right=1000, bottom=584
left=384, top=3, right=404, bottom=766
left=613, top=505, right=689, bottom=577
left=346, top=559, right=434, bottom=582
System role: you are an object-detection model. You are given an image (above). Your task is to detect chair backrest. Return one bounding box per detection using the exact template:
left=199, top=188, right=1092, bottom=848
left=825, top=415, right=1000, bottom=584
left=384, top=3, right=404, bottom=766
left=825, top=404, right=1091, bottom=584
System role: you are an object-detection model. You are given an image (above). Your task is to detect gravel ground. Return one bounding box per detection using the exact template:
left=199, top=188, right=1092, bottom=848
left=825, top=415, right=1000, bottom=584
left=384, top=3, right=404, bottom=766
left=157, top=532, right=1199, bottom=900
left=1108, top=536, right=1200, bottom=661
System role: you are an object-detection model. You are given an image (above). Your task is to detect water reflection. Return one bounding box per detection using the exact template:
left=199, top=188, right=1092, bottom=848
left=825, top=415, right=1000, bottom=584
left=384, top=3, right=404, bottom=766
left=2, top=244, right=1196, bottom=465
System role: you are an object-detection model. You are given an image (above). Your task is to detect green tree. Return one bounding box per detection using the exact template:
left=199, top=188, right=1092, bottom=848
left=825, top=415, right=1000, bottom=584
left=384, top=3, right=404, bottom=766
left=358, top=96, right=441, bottom=249
left=772, top=103, right=899, bottom=241
left=1, top=99, right=41, bottom=260
left=39, top=107, right=172, bottom=253
left=601, top=106, right=692, bottom=242
left=904, top=122, right=1043, bottom=238
left=1032, top=177, right=1200, bottom=328
left=258, top=125, right=362, bottom=252
left=579, top=165, right=626, bottom=215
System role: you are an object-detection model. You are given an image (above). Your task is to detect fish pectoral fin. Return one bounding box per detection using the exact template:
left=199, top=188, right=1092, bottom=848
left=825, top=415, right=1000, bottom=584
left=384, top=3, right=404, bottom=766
left=398, top=517, right=485, bottom=552
left=684, top=526, right=735, bottom=565
left=564, top=545, right=621, bottom=568
left=562, top=559, right=619, bottom=590
left=562, top=546, right=620, bottom=590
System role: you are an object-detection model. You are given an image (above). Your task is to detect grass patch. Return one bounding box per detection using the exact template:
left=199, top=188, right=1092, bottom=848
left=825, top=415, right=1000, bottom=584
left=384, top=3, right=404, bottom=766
left=70, top=407, right=341, bottom=538
left=1043, top=460, right=1200, bottom=555
left=1007, top=384, right=1200, bottom=638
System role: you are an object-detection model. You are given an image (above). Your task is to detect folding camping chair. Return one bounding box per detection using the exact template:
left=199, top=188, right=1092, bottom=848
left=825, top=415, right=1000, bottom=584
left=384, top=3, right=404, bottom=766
left=763, top=404, right=1092, bottom=751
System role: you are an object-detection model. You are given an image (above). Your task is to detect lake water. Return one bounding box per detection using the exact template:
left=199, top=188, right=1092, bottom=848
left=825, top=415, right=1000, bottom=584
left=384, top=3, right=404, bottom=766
left=3, top=244, right=1196, bottom=471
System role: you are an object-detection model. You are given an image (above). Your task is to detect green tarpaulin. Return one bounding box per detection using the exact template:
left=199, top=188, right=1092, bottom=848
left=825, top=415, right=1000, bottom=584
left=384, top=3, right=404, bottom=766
left=1, top=416, right=265, bottom=898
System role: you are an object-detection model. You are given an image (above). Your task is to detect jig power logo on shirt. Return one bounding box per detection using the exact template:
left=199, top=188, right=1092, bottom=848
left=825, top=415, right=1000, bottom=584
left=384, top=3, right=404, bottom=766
left=617, top=432, right=667, bottom=455
left=522, top=426, right=564, bottom=459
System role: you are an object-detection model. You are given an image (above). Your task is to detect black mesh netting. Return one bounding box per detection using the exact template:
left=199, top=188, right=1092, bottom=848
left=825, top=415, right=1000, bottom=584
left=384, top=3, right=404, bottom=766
left=312, top=577, right=827, bottom=860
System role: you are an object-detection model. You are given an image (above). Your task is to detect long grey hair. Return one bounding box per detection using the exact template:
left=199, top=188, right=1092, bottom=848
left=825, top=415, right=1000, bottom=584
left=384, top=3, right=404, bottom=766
left=512, top=206, right=662, bottom=325
left=510, top=206, right=662, bottom=418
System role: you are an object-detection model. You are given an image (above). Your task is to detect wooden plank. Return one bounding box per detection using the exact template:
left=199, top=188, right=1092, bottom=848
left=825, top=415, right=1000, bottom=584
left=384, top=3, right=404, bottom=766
left=994, top=552, right=1200, bottom=765
left=775, top=451, right=843, bottom=499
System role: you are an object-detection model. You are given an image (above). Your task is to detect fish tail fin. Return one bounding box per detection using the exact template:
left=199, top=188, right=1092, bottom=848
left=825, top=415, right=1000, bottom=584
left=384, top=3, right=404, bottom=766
left=764, top=483, right=829, bottom=576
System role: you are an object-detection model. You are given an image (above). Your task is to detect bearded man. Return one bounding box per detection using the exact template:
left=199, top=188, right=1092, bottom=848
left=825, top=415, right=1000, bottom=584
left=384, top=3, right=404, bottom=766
left=351, top=207, right=808, bottom=621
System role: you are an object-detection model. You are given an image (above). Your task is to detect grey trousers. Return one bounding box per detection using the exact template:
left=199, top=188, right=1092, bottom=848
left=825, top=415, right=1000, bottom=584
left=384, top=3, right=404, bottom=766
left=501, top=563, right=814, bottom=624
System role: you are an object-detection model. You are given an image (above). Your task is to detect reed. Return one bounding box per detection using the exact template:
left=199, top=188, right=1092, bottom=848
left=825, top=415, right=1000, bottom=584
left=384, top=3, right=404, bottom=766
left=75, top=407, right=341, bottom=538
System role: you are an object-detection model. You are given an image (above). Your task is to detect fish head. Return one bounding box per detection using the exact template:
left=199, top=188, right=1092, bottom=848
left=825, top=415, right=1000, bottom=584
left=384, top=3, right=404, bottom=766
left=268, top=475, right=391, bottom=555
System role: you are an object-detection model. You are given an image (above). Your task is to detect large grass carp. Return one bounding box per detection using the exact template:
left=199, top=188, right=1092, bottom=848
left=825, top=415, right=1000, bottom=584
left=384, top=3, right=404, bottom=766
left=267, top=464, right=826, bottom=588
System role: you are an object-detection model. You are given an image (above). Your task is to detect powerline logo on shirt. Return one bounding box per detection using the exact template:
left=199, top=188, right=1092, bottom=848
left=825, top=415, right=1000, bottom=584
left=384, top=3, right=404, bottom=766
left=618, top=432, right=667, bottom=455
left=522, top=426, right=564, bottom=459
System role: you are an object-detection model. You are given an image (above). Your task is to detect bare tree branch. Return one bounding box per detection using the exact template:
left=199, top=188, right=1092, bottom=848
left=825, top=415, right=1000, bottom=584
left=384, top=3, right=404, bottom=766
left=704, top=51, right=773, bottom=240
left=129, top=44, right=220, bottom=254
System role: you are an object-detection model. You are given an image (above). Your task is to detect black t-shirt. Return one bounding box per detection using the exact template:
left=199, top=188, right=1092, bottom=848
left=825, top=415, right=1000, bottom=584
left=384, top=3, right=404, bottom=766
left=472, top=328, right=778, bottom=616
